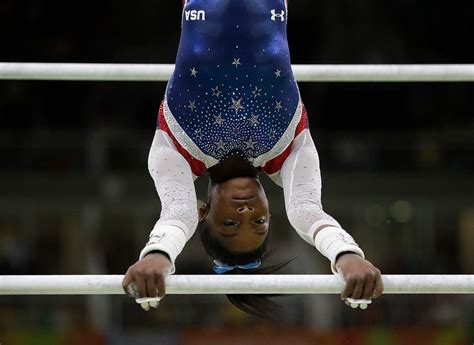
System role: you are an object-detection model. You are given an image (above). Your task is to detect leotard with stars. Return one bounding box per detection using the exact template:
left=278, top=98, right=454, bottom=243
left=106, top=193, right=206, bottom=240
left=159, top=0, right=308, bottom=176
left=142, top=0, right=352, bottom=269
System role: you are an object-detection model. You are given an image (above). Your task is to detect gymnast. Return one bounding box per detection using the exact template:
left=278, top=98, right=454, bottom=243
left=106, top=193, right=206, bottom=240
left=123, top=0, right=383, bottom=317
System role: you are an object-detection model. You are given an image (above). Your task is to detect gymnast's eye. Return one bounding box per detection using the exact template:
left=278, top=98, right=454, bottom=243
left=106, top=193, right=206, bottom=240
left=223, top=219, right=239, bottom=226
left=252, top=218, right=266, bottom=225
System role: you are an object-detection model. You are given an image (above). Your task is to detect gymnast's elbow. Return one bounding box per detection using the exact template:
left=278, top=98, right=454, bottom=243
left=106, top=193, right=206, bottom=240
left=287, top=201, right=321, bottom=222
left=167, top=199, right=199, bottom=236
left=148, top=146, right=173, bottom=172
left=286, top=204, right=319, bottom=238
left=185, top=206, right=199, bottom=234
left=287, top=202, right=337, bottom=233
left=148, top=146, right=193, bottom=180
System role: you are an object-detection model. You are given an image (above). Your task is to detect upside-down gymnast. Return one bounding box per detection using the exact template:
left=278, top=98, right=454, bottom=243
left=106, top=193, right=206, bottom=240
left=123, top=0, right=384, bottom=317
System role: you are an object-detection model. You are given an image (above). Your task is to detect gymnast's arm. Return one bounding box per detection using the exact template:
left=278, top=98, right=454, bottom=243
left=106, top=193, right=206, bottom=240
left=122, top=129, right=199, bottom=302
left=280, top=129, right=343, bottom=244
left=278, top=129, right=383, bottom=300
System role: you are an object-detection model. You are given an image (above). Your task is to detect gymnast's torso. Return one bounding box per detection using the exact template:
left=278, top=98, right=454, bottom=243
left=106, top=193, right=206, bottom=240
left=160, top=0, right=306, bottom=176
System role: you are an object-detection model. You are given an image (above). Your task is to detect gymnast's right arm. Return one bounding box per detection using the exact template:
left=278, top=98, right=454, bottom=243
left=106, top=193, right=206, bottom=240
left=122, top=129, right=199, bottom=306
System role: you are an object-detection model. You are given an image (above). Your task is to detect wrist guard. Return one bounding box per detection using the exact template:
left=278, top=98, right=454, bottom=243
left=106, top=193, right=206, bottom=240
left=314, top=226, right=365, bottom=274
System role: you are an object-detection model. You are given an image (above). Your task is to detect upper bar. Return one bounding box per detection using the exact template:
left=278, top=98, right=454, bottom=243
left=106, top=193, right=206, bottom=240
left=0, top=275, right=473, bottom=295
left=0, top=63, right=474, bottom=82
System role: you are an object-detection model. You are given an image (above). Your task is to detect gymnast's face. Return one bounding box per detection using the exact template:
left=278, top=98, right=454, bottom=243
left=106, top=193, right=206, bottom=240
left=200, top=177, right=270, bottom=254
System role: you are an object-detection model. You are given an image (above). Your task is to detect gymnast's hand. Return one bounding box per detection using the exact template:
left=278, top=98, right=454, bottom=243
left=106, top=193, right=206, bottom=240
left=335, top=253, right=384, bottom=308
left=122, top=252, right=172, bottom=311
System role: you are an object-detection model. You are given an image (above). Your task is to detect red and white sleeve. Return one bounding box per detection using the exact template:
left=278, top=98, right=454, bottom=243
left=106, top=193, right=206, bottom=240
left=139, top=129, right=199, bottom=273
left=280, top=129, right=364, bottom=273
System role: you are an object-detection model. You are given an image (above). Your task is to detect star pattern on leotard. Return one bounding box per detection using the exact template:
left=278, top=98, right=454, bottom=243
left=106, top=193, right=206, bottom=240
left=248, top=114, right=260, bottom=126
left=165, top=7, right=301, bottom=164
left=232, top=58, right=242, bottom=68
left=214, top=113, right=225, bottom=126
left=252, top=87, right=262, bottom=98
left=232, top=125, right=241, bottom=136
left=229, top=98, right=244, bottom=114
left=274, top=101, right=283, bottom=111
left=244, top=138, right=258, bottom=149
left=214, top=138, right=226, bottom=151
left=211, top=86, right=222, bottom=97
left=188, top=100, right=197, bottom=111
left=195, top=129, right=204, bottom=140
left=190, top=67, right=199, bottom=77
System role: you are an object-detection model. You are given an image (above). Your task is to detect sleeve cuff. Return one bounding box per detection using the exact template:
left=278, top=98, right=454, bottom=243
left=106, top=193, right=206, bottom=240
left=314, top=226, right=365, bottom=275
left=139, top=220, right=189, bottom=274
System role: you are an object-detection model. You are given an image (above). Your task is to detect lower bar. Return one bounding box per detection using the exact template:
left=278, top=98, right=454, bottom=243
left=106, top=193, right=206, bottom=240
left=0, top=275, right=473, bottom=295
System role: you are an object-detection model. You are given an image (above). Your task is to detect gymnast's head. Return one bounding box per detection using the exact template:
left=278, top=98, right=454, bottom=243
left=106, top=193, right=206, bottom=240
left=198, top=176, right=270, bottom=265
left=197, top=177, right=291, bottom=318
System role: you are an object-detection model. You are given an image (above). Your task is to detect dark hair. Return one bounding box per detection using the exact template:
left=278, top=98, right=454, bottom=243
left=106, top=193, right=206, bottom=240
left=198, top=220, right=293, bottom=319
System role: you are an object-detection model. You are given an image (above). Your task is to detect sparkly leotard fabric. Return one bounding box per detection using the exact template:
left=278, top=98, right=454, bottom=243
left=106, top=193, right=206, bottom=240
left=161, top=0, right=306, bottom=175
left=140, top=0, right=345, bottom=269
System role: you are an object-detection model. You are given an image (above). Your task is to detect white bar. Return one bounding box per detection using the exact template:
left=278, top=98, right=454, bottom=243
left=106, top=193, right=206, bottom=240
left=1, top=63, right=474, bottom=82
left=292, top=64, right=474, bottom=82
left=0, top=275, right=473, bottom=295
left=0, top=63, right=175, bottom=82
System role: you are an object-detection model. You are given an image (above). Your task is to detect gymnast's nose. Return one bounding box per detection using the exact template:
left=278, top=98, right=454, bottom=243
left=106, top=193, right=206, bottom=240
left=236, top=205, right=255, bottom=213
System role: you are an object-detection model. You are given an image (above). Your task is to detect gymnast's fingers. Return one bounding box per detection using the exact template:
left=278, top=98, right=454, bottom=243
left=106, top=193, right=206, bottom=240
left=146, top=274, right=158, bottom=298
left=362, top=275, right=375, bottom=300
left=156, top=273, right=167, bottom=299
left=373, top=269, right=384, bottom=298
left=350, top=278, right=365, bottom=300
left=134, top=272, right=148, bottom=298
left=122, top=269, right=134, bottom=296
left=341, top=276, right=356, bottom=300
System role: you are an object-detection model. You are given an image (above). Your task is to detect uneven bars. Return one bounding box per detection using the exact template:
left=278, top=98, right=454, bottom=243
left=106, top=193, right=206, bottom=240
left=0, top=275, right=473, bottom=295
left=1, top=63, right=474, bottom=82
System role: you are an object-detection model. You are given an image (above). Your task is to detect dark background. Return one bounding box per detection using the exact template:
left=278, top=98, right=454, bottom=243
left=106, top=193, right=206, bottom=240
left=0, top=1, right=473, bottom=345
left=1, top=0, right=474, bottom=131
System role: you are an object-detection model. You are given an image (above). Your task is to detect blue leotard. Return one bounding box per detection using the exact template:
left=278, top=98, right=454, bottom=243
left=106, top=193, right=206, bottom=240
left=142, top=1, right=351, bottom=267
left=161, top=0, right=306, bottom=175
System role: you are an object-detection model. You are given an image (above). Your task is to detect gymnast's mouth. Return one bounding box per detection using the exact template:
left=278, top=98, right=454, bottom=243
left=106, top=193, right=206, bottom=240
left=232, top=195, right=255, bottom=201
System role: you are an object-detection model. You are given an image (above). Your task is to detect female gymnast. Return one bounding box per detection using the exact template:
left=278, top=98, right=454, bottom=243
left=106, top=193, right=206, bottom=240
left=123, top=0, right=384, bottom=317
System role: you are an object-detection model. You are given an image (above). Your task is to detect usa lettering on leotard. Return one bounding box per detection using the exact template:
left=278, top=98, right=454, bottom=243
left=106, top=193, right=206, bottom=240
left=185, top=10, right=206, bottom=21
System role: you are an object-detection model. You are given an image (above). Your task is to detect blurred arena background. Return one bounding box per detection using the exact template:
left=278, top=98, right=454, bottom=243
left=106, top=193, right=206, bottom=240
left=0, top=0, right=473, bottom=344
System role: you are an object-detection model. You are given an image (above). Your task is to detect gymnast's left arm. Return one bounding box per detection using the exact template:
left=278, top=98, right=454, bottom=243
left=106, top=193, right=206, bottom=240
left=138, top=130, right=199, bottom=271
left=122, top=130, right=199, bottom=309
left=279, top=129, right=384, bottom=303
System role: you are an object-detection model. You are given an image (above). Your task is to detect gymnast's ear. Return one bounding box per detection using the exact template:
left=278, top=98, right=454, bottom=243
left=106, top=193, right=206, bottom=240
left=197, top=200, right=209, bottom=221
